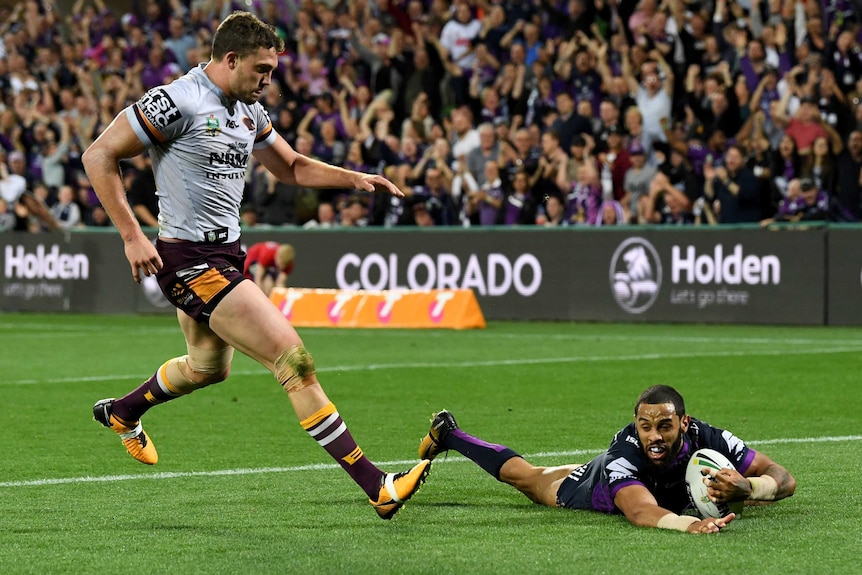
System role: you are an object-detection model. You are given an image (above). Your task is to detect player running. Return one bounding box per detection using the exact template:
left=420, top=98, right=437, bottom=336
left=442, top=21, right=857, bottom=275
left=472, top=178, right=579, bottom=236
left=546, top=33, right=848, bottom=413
left=83, top=11, right=428, bottom=519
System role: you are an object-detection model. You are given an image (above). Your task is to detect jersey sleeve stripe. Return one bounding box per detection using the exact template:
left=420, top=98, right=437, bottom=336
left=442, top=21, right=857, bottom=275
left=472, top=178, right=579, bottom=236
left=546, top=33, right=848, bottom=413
left=132, top=104, right=166, bottom=144
left=254, top=122, right=273, bottom=144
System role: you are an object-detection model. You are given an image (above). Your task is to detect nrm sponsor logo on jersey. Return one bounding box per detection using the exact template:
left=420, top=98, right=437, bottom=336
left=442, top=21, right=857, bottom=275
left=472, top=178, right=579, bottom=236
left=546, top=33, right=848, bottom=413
left=208, top=151, right=249, bottom=169
left=671, top=244, right=780, bottom=285
left=3, top=244, right=89, bottom=279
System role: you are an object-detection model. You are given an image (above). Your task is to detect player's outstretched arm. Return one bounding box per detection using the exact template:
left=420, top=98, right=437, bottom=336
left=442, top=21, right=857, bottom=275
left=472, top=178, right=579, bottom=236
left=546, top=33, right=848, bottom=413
left=82, top=111, right=162, bottom=283
left=614, top=484, right=734, bottom=534
left=703, top=451, right=796, bottom=504
left=253, top=133, right=404, bottom=197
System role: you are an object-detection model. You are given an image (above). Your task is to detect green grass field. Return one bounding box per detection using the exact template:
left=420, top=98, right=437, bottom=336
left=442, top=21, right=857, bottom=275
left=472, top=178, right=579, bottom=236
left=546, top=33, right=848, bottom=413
left=1, top=314, right=860, bottom=574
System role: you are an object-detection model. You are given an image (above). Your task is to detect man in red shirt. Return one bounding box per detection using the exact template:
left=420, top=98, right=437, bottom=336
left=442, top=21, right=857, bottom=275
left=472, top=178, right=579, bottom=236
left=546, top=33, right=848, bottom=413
left=783, top=97, right=829, bottom=155
left=243, top=241, right=295, bottom=296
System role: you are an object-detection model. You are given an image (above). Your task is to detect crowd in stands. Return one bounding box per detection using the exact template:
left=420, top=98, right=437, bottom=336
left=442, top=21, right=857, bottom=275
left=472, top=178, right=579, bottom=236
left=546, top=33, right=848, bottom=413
left=1, top=0, right=862, bottom=232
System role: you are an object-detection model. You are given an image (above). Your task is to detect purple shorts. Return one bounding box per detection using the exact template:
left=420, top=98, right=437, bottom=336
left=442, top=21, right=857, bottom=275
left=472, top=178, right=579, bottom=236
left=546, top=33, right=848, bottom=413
left=155, top=239, right=247, bottom=323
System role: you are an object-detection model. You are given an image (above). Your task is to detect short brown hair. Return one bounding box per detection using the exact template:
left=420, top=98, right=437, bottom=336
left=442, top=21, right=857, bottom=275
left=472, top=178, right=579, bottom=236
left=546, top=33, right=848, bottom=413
left=211, top=11, right=284, bottom=61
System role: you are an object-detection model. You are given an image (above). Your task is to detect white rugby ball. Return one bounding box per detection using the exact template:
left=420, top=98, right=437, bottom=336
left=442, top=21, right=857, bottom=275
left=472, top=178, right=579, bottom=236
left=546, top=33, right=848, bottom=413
left=685, top=448, right=745, bottom=519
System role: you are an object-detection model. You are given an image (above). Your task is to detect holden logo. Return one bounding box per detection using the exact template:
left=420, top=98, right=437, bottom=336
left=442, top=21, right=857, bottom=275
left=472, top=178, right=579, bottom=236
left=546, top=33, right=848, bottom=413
left=610, top=237, right=662, bottom=314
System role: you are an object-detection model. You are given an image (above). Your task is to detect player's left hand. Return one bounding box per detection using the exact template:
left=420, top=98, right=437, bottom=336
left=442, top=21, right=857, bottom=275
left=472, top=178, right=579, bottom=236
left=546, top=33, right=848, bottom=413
left=701, top=467, right=750, bottom=503
left=354, top=173, right=405, bottom=197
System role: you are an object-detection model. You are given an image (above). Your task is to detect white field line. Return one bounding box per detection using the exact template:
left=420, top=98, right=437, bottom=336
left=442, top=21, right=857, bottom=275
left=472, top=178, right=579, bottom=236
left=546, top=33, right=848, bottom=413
left=6, top=345, right=862, bottom=385
left=2, top=321, right=862, bottom=347
left=1, top=435, right=859, bottom=489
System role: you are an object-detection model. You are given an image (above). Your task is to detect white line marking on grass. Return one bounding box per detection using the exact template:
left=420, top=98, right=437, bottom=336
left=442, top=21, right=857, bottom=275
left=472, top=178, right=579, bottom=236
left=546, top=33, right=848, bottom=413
left=3, top=323, right=862, bottom=347
left=6, top=346, right=862, bottom=385
left=2, top=435, right=859, bottom=489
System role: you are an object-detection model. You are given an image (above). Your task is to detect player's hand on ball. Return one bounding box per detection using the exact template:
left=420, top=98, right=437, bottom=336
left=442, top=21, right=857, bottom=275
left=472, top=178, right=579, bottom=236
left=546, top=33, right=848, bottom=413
left=701, top=467, right=750, bottom=503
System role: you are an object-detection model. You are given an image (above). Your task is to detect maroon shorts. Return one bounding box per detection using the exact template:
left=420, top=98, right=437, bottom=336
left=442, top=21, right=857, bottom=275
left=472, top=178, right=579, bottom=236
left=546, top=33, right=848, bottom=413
left=155, top=239, right=247, bottom=323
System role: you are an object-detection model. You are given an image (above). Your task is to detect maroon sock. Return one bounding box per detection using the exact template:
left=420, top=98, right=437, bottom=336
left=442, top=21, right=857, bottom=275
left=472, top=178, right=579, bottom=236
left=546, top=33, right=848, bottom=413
left=112, top=370, right=177, bottom=423
left=301, top=402, right=384, bottom=499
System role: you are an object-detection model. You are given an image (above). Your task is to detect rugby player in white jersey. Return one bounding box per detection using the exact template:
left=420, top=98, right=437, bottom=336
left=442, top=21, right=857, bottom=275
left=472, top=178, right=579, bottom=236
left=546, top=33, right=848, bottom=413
left=82, top=11, right=429, bottom=520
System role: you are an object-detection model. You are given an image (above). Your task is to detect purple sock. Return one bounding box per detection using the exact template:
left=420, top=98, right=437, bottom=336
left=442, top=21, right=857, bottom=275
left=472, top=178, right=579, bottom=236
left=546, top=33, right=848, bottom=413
left=445, top=429, right=520, bottom=480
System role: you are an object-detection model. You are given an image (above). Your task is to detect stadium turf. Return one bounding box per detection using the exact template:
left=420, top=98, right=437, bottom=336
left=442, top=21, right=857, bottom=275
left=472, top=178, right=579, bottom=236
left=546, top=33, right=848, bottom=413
left=0, top=313, right=859, bottom=574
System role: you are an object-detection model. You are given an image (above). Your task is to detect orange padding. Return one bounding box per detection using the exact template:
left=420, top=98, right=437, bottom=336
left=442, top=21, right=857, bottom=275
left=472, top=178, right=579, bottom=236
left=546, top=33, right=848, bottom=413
left=269, top=288, right=486, bottom=329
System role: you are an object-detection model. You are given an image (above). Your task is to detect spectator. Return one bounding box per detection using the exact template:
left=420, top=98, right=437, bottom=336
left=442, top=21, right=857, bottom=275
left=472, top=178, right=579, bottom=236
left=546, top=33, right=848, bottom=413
left=476, top=84, right=508, bottom=127
left=564, top=133, right=594, bottom=186
left=252, top=167, right=300, bottom=227
left=39, top=117, right=72, bottom=193
left=533, top=130, right=568, bottom=200
left=551, top=91, right=591, bottom=151
left=339, top=196, right=368, bottom=227
left=834, top=130, right=862, bottom=220
left=622, top=141, right=657, bottom=224
left=766, top=177, right=830, bottom=223
left=771, top=134, right=804, bottom=199
left=0, top=150, right=28, bottom=209
left=524, top=73, right=557, bottom=127
left=802, top=135, right=839, bottom=194
left=622, top=105, right=652, bottom=163
left=558, top=160, right=601, bottom=226
left=50, top=184, right=82, bottom=229
left=829, top=29, right=862, bottom=97
left=466, top=123, right=500, bottom=186
left=0, top=198, right=15, bottom=232
left=596, top=126, right=632, bottom=202
left=493, top=61, right=527, bottom=126
left=593, top=199, right=627, bottom=226
left=537, top=192, right=566, bottom=227
left=593, top=98, right=624, bottom=153
left=644, top=170, right=698, bottom=226
left=439, top=2, right=483, bottom=104
left=126, top=153, right=158, bottom=228
left=622, top=49, right=674, bottom=146
left=466, top=160, right=505, bottom=226
left=501, top=127, right=541, bottom=187
left=704, top=145, right=761, bottom=223
left=778, top=93, right=836, bottom=156
left=501, top=169, right=538, bottom=225
left=412, top=201, right=435, bottom=227
left=654, top=146, right=702, bottom=219
left=412, top=167, right=458, bottom=226
left=163, top=15, right=197, bottom=73
left=304, top=201, right=337, bottom=229
left=402, top=27, right=446, bottom=122
left=450, top=106, right=481, bottom=161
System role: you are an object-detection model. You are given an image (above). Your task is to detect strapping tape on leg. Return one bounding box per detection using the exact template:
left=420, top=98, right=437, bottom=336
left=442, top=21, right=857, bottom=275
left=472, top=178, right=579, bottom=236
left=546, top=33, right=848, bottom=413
left=158, top=346, right=232, bottom=395
left=274, top=345, right=317, bottom=393
left=186, top=344, right=234, bottom=376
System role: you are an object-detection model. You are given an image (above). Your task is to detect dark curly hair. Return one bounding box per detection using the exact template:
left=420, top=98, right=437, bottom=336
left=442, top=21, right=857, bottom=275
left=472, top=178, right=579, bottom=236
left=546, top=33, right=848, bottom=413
left=634, top=385, right=686, bottom=416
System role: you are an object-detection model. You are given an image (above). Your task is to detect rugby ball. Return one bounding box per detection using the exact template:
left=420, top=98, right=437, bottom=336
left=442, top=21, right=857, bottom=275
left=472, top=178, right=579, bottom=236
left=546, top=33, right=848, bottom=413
left=685, top=448, right=745, bottom=519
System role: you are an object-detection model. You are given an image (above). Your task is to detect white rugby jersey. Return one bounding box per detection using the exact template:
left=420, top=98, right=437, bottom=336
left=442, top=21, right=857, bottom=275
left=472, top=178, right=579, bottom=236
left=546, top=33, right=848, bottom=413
left=126, top=65, right=277, bottom=243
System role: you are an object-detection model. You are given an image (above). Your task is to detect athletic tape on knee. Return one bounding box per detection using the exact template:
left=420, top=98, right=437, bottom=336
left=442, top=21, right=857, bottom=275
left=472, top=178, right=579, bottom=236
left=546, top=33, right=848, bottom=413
left=274, top=345, right=317, bottom=393
left=157, top=346, right=232, bottom=395
left=186, top=344, right=234, bottom=375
